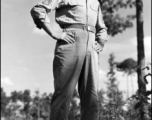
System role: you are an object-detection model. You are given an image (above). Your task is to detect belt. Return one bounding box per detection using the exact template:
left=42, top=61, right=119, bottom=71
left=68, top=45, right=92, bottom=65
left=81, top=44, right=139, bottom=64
left=64, top=24, right=96, bottom=33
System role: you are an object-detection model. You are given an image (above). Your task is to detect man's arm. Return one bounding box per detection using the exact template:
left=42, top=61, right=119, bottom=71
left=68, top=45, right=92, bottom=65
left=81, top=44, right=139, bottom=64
left=30, top=0, right=55, bottom=29
left=95, top=5, right=109, bottom=50
left=30, top=0, right=75, bottom=43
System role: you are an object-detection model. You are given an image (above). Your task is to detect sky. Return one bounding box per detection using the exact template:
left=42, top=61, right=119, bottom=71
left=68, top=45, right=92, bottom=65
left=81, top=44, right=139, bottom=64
left=1, top=0, right=151, bottom=98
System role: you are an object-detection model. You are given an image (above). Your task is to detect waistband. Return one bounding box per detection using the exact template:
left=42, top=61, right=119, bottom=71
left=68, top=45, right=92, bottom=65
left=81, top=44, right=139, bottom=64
left=64, top=24, right=96, bottom=33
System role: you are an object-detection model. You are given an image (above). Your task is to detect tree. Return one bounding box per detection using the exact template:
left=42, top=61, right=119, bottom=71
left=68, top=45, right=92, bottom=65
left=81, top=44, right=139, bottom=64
left=116, top=58, right=137, bottom=97
left=117, top=63, right=152, bottom=120
left=98, top=0, right=136, bottom=36
left=107, top=54, right=123, bottom=104
left=98, top=0, right=146, bottom=94
left=116, top=58, right=137, bottom=75
left=30, top=90, right=52, bottom=120
left=102, top=54, right=124, bottom=119
left=22, top=90, right=32, bottom=119
left=39, top=92, right=52, bottom=120
left=1, top=87, right=9, bottom=117
left=10, top=91, right=23, bottom=103
left=136, top=0, right=146, bottom=94
left=98, top=89, right=105, bottom=106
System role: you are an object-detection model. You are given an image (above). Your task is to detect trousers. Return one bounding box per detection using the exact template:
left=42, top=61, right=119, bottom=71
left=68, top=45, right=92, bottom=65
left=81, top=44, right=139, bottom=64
left=50, top=28, right=99, bottom=120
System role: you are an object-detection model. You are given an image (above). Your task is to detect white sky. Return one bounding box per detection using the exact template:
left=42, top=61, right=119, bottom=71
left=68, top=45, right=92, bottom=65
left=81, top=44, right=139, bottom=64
left=1, top=0, right=151, bottom=97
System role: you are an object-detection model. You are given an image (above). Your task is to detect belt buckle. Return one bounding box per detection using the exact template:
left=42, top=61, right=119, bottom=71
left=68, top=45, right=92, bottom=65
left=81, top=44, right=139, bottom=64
left=85, top=25, right=95, bottom=33
left=87, top=26, right=91, bottom=31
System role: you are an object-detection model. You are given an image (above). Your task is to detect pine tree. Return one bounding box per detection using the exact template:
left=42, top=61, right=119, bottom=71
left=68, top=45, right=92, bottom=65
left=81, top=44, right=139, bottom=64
left=106, top=54, right=124, bottom=119
left=107, top=54, right=123, bottom=104
left=136, top=0, right=146, bottom=94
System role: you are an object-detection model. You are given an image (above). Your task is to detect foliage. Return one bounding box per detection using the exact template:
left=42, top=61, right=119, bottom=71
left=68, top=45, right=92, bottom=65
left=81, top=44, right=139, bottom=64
left=99, top=54, right=124, bottom=120
left=132, top=63, right=152, bottom=120
left=98, top=0, right=136, bottom=36
left=117, top=60, right=152, bottom=120
left=10, top=91, right=23, bottom=103
left=30, top=91, right=52, bottom=120
left=1, top=88, right=9, bottom=117
left=116, top=58, right=137, bottom=75
left=107, top=54, right=124, bottom=104
left=1, top=62, right=151, bottom=120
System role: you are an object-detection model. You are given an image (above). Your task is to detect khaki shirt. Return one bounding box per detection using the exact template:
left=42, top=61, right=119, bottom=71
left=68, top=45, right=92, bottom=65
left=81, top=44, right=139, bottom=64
left=31, top=0, right=109, bottom=44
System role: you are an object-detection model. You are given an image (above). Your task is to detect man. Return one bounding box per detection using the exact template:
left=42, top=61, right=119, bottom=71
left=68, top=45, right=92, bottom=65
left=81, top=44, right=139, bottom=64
left=31, top=0, right=109, bottom=120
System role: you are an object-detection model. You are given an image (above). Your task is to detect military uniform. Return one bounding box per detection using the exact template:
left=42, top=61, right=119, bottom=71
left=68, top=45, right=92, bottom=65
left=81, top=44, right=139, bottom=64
left=31, top=0, right=109, bottom=120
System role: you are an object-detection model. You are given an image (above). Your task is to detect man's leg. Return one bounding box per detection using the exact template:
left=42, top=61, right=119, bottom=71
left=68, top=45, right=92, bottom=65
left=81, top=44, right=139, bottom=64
left=78, top=42, right=100, bottom=120
left=49, top=29, right=88, bottom=120
left=50, top=60, right=83, bottom=120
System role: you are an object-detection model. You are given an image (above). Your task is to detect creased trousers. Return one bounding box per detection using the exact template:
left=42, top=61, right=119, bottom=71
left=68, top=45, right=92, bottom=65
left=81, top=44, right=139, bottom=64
left=50, top=28, right=99, bottom=120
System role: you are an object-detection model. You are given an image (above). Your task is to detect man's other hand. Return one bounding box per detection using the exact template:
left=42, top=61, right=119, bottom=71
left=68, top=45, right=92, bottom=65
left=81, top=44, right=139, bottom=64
left=94, top=41, right=103, bottom=53
left=52, top=32, right=75, bottom=44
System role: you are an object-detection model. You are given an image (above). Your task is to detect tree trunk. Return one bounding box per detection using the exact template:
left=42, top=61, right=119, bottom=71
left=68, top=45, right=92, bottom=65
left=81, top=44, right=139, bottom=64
left=136, top=0, right=146, bottom=93
left=130, top=76, right=134, bottom=95
left=127, top=75, right=129, bottom=98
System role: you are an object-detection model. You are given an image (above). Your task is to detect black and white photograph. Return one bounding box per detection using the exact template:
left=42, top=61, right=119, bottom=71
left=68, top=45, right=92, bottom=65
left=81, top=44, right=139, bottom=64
left=1, top=0, right=151, bottom=120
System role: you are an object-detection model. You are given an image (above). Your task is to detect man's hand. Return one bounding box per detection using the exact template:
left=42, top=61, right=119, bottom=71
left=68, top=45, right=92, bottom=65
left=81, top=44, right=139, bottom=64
left=38, top=22, right=75, bottom=43
left=94, top=41, right=104, bottom=53
left=52, top=32, right=75, bottom=44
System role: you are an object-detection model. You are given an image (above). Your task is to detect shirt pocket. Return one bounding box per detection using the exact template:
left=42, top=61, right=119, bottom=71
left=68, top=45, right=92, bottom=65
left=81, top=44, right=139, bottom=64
left=90, top=1, right=99, bottom=13
left=57, top=0, right=83, bottom=9
left=38, top=0, right=57, bottom=11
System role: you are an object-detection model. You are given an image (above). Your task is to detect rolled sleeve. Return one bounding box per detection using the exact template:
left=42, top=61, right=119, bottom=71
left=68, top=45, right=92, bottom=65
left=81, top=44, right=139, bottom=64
left=30, top=0, right=58, bottom=29
left=95, top=6, right=109, bottom=46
